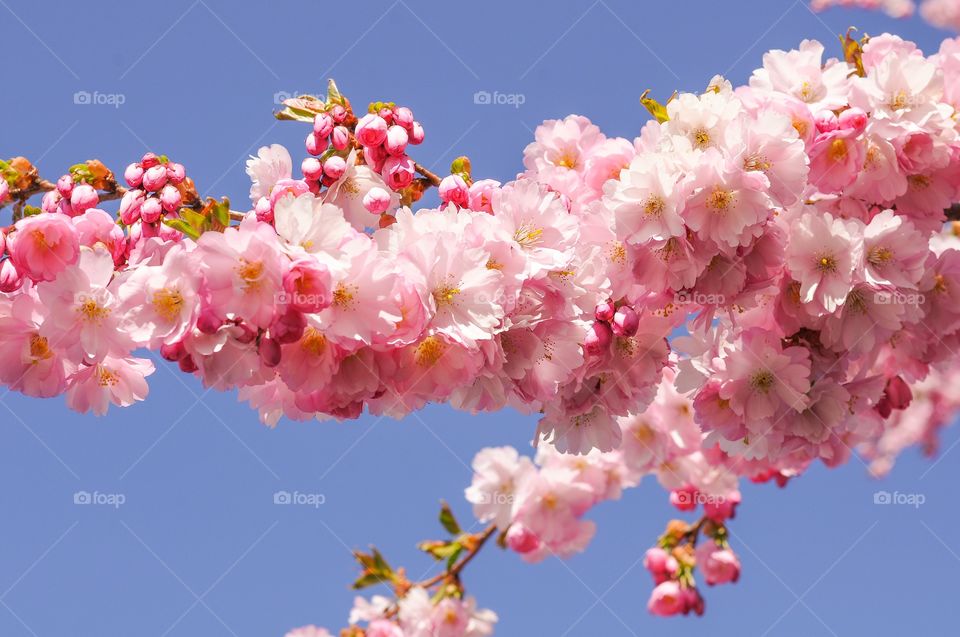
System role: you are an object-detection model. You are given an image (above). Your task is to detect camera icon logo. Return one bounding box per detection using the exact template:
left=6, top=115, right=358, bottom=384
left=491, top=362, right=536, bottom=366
left=273, top=490, right=292, bottom=505
left=73, top=91, right=92, bottom=105
left=473, top=90, right=492, bottom=105
left=73, top=490, right=92, bottom=504
left=874, top=490, right=892, bottom=504
left=274, top=91, right=292, bottom=105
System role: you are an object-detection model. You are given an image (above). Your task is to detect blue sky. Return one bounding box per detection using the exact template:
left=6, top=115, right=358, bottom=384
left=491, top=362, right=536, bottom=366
left=1, top=1, right=959, bottom=635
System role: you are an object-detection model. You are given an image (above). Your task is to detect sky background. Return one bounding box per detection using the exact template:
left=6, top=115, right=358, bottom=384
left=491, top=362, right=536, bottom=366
left=1, top=1, right=959, bottom=635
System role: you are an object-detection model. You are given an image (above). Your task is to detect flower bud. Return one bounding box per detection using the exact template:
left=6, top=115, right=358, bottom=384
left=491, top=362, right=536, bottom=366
left=234, top=321, right=257, bottom=345
left=56, top=174, right=74, bottom=198
left=393, top=106, right=414, bottom=128
left=270, top=308, right=307, bottom=345
left=70, top=183, right=99, bottom=214
left=305, top=132, right=328, bottom=156
left=140, top=197, right=163, bottom=224
left=330, top=104, right=347, bottom=123
left=438, top=174, right=469, bottom=207
left=118, top=189, right=146, bottom=225
left=381, top=155, right=415, bottom=190
left=885, top=375, right=913, bottom=411
left=160, top=341, right=186, bottom=362
left=140, top=152, right=160, bottom=169
left=166, top=162, right=186, bottom=185
left=696, top=544, right=741, bottom=586
left=384, top=125, right=408, bottom=156
left=323, top=155, right=347, bottom=180
left=647, top=581, right=685, bottom=617
left=0, top=259, right=23, bottom=293
left=258, top=335, right=282, bottom=367
left=124, top=163, right=144, bottom=188
left=364, top=145, right=387, bottom=173
left=409, top=121, right=425, bottom=145
left=468, top=179, right=500, bottom=213
left=178, top=355, right=199, bottom=373
left=313, top=112, right=334, bottom=138
left=643, top=547, right=680, bottom=584
left=584, top=321, right=612, bottom=356
left=159, top=184, right=182, bottom=213
left=612, top=305, right=639, bottom=337
left=355, top=113, right=388, bottom=147
left=331, top=126, right=350, bottom=150
left=255, top=196, right=274, bottom=223
left=814, top=109, right=838, bottom=133
left=594, top=300, right=615, bottom=322
left=196, top=306, right=223, bottom=334
left=301, top=157, right=324, bottom=181
left=505, top=523, right=539, bottom=554
left=363, top=187, right=392, bottom=215
left=378, top=106, right=394, bottom=124
left=142, top=165, right=168, bottom=191
left=838, top=106, right=868, bottom=134
left=269, top=179, right=310, bottom=207
left=40, top=190, right=60, bottom=213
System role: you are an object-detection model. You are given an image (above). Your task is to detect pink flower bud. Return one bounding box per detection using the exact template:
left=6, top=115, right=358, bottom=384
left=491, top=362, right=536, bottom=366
left=0, top=259, right=23, bottom=293
left=323, top=155, right=347, bottom=180
left=140, top=152, right=160, bottom=169
left=378, top=107, right=394, bottom=124
left=330, top=104, right=347, bottom=123
left=56, top=174, right=74, bottom=198
left=612, top=305, right=639, bottom=337
left=40, top=190, right=60, bottom=213
left=301, top=157, right=324, bottom=181
left=258, top=335, right=282, bottom=367
left=438, top=174, right=469, bottom=207
left=124, top=163, right=144, bottom=188
left=394, top=106, right=414, bottom=128
left=255, top=196, right=274, bottom=223
left=283, top=258, right=332, bottom=312
left=58, top=198, right=76, bottom=217
left=140, top=197, right=163, bottom=224
left=814, top=109, right=838, bottom=133
left=505, top=524, right=540, bottom=554
left=331, top=126, right=350, bottom=150
left=0, top=180, right=8, bottom=203
left=384, top=125, right=408, bottom=155
left=142, top=165, right=168, bottom=191
left=70, top=183, right=99, bottom=214
left=234, top=321, right=257, bottom=345
left=270, top=308, right=307, bottom=345
left=409, top=121, right=425, bottom=145
left=196, top=306, right=223, bottom=334
left=362, top=187, right=392, bottom=214
left=355, top=113, right=388, bottom=147
left=313, top=112, right=334, bottom=137
left=160, top=341, right=186, bottom=362
left=305, top=131, right=328, bottom=156
left=696, top=544, right=740, bottom=586
left=269, top=179, right=310, bottom=207
left=885, top=375, right=913, bottom=411
left=584, top=321, right=612, bottom=356
left=643, top=547, right=680, bottom=584
left=364, top=145, right=387, bottom=173
left=594, top=300, right=615, bottom=322
left=647, top=581, right=685, bottom=617
left=839, top=106, right=868, bottom=134
left=178, top=355, right=199, bottom=373
left=381, top=155, right=415, bottom=190
left=166, top=162, right=186, bottom=185
left=118, top=189, right=146, bottom=225
left=159, top=184, right=181, bottom=213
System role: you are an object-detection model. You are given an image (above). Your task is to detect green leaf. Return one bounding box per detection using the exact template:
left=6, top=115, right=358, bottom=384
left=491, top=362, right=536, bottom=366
left=327, top=79, right=342, bottom=105
left=163, top=218, right=200, bottom=240
left=22, top=205, right=43, bottom=217
left=351, top=572, right=391, bottom=590
left=445, top=546, right=463, bottom=571
left=839, top=27, right=866, bottom=77
left=439, top=501, right=461, bottom=535
left=640, top=89, right=671, bottom=123
left=213, top=199, right=231, bottom=227
left=418, top=540, right=462, bottom=561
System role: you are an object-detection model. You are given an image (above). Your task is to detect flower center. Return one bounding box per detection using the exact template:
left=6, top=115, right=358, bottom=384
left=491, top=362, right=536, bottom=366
left=828, top=138, right=848, bottom=162
left=513, top=223, right=543, bottom=247
left=816, top=254, right=838, bottom=274
left=908, top=174, right=930, bottom=190
left=644, top=195, right=665, bottom=216
left=749, top=370, right=775, bottom=393
left=29, top=334, right=52, bottom=360
left=706, top=187, right=733, bottom=213
left=237, top=259, right=265, bottom=291
left=77, top=298, right=110, bottom=324
left=332, top=283, right=357, bottom=309
left=97, top=365, right=120, bottom=387
left=693, top=128, right=711, bottom=149
left=415, top=335, right=445, bottom=367
left=867, top=246, right=894, bottom=267
left=432, top=282, right=462, bottom=308
left=152, top=288, right=184, bottom=322
left=300, top=328, right=327, bottom=356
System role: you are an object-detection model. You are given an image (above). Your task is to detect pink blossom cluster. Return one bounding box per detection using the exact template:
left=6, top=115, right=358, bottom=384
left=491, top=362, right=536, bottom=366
left=117, top=153, right=188, bottom=235
left=812, top=0, right=960, bottom=30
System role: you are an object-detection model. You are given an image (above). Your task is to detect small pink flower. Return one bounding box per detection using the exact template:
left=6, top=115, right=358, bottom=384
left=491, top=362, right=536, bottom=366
left=9, top=212, right=80, bottom=282
left=355, top=113, right=388, bottom=147
left=696, top=543, right=741, bottom=585
left=647, top=580, right=685, bottom=616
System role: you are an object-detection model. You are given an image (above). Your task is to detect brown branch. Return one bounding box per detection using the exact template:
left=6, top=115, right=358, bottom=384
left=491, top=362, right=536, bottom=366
left=414, top=162, right=442, bottom=188
left=419, top=523, right=497, bottom=588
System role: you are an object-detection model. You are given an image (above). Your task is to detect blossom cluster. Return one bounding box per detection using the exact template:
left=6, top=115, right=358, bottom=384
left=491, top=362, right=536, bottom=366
left=811, top=0, right=960, bottom=30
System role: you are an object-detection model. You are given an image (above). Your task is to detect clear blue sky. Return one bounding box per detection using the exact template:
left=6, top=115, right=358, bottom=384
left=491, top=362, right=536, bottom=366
left=1, top=1, right=958, bottom=635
